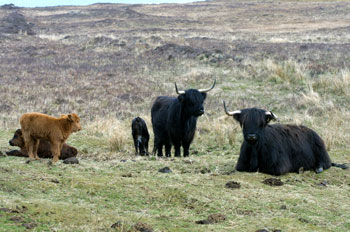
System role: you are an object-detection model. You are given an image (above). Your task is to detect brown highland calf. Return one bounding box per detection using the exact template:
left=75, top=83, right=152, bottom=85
left=7, top=129, right=78, bottom=159
left=20, top=113, right=81, bottom=163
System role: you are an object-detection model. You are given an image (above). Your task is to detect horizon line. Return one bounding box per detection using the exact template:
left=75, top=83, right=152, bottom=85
left=0, top=0, right=202, bottom=8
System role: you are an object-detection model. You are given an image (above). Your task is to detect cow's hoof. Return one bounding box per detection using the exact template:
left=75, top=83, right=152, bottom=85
left=315, top=167, right=323, bottom=174
left=298, top=167, right=305, bottom=174
left=25, top=160, right=31, bottom=164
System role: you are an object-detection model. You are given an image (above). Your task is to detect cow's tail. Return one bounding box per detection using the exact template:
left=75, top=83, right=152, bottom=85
left=332, top=163, right=349, bottom=170
left=152, top=146, right=158, bottom=156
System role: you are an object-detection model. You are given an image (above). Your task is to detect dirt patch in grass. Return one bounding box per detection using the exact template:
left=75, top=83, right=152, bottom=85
left=225, top=181, right=241, bottom=189
left=22, top=222, right=37, bottom=229
left=196, top=213, right=226, bottom=225
left=133, top=222, right=153, bottom=232
left=262, top=178, right=284, bottom=186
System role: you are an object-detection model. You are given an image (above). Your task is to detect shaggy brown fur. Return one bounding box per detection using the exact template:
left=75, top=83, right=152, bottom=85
left=20, top=113, right=81, bottom=163
left=7, top=129, right=78, bottom=159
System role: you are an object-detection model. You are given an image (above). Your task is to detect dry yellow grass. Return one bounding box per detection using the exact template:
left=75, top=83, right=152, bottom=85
left=1, top=0, right=350, bottom=231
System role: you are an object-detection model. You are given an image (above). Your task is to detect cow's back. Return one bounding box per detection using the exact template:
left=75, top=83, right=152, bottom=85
left=20, top=112, right=59, bottom=139
left=151, top=97, right=175, bottom=124
left=262, top=124, right=330, bottom=172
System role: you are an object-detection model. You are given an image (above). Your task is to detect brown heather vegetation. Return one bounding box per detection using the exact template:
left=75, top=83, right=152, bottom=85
left=0, top=0, right=350, bottom=231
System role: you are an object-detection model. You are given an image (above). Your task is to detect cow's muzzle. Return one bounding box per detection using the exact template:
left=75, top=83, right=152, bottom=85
left=246, top=134, right=258, bottom=144
left=195, top=109, right=204, bottom=116
left=9, top=140, right=14, bottom=146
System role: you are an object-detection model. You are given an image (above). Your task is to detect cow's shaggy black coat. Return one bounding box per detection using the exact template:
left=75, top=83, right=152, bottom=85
left=229, top=107, right=332, bottom=175
left=151, top=89, right=207, bottom=157
left=131, top=117, right=150, bottom=155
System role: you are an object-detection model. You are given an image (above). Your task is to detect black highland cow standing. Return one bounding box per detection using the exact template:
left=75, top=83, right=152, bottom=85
left=151, top=80, right=216, bottom=157
left=223, top=101, right=333, bottom=175
left=131, top=117, right=150, bottom=155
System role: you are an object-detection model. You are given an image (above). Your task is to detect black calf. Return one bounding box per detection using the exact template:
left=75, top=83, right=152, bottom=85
left=131, top=117, right=150, bottom=155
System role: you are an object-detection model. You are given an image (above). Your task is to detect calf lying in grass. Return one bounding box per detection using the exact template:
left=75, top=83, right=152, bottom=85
left=7, top=129, right=77, bottom=160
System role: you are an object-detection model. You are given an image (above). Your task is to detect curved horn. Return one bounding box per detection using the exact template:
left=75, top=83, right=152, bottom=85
left=223, top=101, right=241, bottom=116
left=175, top=82, right=185, bottom=94
left=198, top=79, right=216, bottom=93
left=266, top=111, right=277, bottom=120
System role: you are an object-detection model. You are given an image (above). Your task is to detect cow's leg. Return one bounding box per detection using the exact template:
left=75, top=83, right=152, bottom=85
left=182, top=142, right=190, bottom=157
left=236, top=156, right=250, bottom=171
left=23, top=133, right=35, bottom=160
left=314, top=152, right=330, bottom=174
left=133, top=137, right=139, bottom=155
left=145, top=139, right=149, bottom=156
left=165, top=142, right=171, bottom=157
left=33, top=139, right=40, bottom=160
left=173, top=141, right=181, bottom=157
left=314, top=153, right=331, bottom=173
left=139, top=142, right=146, bottom=156
left=235, top=145, right=251, bottom=172
left=312, top=132, right=332, bottom=173
left=153, top=136, right=163, bottom=157
left=58, top=142, right=64, bottom=160
left=248, top=149, right=258, bottom=172
left=50, top=141, right=61, bottom=163
left=157, top=142, right=164, bottom=157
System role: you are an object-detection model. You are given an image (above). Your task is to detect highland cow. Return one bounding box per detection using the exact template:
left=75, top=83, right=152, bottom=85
left=223, top=102, right=333, bottom=175
left=151, top=80, right=215, bottom=157
left=20, top=112, right=81, bottom=163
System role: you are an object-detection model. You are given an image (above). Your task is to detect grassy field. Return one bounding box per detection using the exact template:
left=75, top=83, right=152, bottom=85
left=1, top=0, right=350, bottom=231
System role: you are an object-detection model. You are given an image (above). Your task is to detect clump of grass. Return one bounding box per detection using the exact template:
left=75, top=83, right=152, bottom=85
left=109, top=132, right=126, bottom=152
left=318, top=110, right=347, bottom=151
left=197, top=116, right=239, bottom=150
left=313, top=69, right=350, bottom=96
left=265, top=59, right=307, bottom=85
left=83, top=117, right=131, bottom=152
left=297, top=83, right=321, bottom=109
left=108, top=122, right=130, bottom=153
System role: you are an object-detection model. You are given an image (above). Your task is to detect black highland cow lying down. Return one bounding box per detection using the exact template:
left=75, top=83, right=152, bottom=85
left=131, top=117, right=150, bottom=155
left=223, top=102, right=335, bottom=175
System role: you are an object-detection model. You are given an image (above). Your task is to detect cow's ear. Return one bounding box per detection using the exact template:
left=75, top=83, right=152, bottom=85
left=67, top=114, right=74, bottom=122
left=266, top=111, right=277, bottom=123
left=201, top=92, right=207, bottom=100
left=233, top=112, right=242, bottom=126
left=178, top=94, right=185, bottom=103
